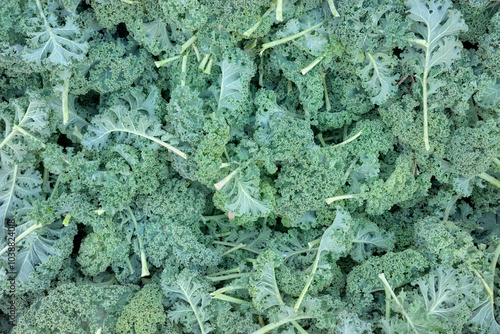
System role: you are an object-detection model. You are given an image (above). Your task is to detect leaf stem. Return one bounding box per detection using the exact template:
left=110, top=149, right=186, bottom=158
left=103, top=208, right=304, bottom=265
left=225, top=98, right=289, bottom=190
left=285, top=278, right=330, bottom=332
left=126, top=206, right=150, bottom=277
left=0, top=222, right=44, bottom=256
left=181, top=34, right=198, bottom=54
left=214, top=169, right=239, bottom=190
left=327, top=0, right=340, bottom=17
left=379, top=273, right=418, bottom=333
left=300, top=55, right=326, bottom=75
left=154, top=55, right=181, bottom=68
left=260, top=19, right=328, bottom=56
left=62, top=74, right=70, bottom=125
left=276, top=0, right=283, bottom=21
left=331, top=130, right=362, bottom=148
left=422, top=41, right=431, bottom=151
left=206, top=273, right=248, bottom=282
left=478, top=172, right=500, bottom=189
left=244, top=2, right=277, bottom=37
left=320, top=71, right=331, bottom=111
left=251, top=316, right=312, bottom=334
left=325, top=194, right=358, bottom=205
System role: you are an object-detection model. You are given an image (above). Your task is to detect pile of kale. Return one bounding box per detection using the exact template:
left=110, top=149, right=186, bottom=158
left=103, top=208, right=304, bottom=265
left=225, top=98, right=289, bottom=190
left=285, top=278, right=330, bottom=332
left=0, top=0, right=499, bottom=333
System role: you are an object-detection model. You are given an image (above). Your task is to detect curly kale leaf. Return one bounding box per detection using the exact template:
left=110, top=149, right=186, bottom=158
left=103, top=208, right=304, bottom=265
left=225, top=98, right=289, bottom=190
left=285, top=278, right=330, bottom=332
left=129, top=19, right=173, bottom=56
left=0, top=164, right=42, bottom=239
left=82, top=105, right=186, bottom=158
left=358, top=52, right=398, bottom=104
left=215, top=166, right=271, bottom=219
left=249, top=250, right=285, bottom=312
left=0, top=96, right=50, bottom=164
left=162, top=270, right=213, bottom=334
left=211, top=58, right=244, bottom=113
left=405, top=0, right=467, bottom=151
left=23, top=0, right=88, bottom=66
left=12, top=283, right=135, bottom=334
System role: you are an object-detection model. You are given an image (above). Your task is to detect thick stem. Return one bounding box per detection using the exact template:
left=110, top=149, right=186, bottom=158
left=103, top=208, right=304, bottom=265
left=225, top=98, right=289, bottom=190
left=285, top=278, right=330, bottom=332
left=244, top=2, right=277, bottom=37
left=0, top=223, right=43, bottom=256
left=291, top=321, right=309, bottom=334
left=192, top=44, right=201, bottom=61
left=276, top=0, right=283, bottom=21
left=126, top=206, right=150, bottom=277
left=213, top=240, right=261, bottom=254
left=207, top=268, right=241, bottom=277
left=423, top=44, right=431, bottom=151
left=181, top=35, right=198, bottom=54
left=331, top=130, right=362, bottom=148
left=48, top=175, right=62, bottom=201
left=222, top=243, right=246, bottom=256
left=300, top=55, right=325, bottom=75
left=325, top=194, right=358, bottom=205
left=260, top=19, right=328, bottom=56
left=384, top=286, right=391, bottom=319
left=251, top=316, right=312, bottom=334
left=206, top=273, right=248, bottom=282
left=294, top=250, right=321, bottom=312
left=316, top=133, right=327, bottom=147
left=214, top=168, right=239, bottom=190
left=478, top=172, right=500, bottom=189
left=62, top=74, right=70, bottom=125
left=181, top=51, right=189, bottom=87
left=379, top=273, right=418, bottom=333
left=201, top=214, right=227, bottom=223
left=154, top=55, right=181, bottom=68
left=203, top=57, right=213, bottom=74
left=327, top=0, right=340, bottom=17
left=199, top=54, right=211, bottom=70
left=211, top=293, right=248, bottom=305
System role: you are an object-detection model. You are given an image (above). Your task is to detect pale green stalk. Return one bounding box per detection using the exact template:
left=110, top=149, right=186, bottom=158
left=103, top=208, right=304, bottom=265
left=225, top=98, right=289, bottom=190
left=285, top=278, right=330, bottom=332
left=331, top=130, right=362, bottom=148
left=181, top=35, right=198, bottom=53
left=154, top=54, right=181, bottom=68
left=379, top=273, right=418, bottom=333
left=0, top=222, right=43, bottom=256
left=478, top=172, right=500, bottom=189
left=199, top=54, right=211, bottom=70
left=260, top=20, right=328, bottom=56
left=244, top=2, right=277, bottom=37
left=251, top=316, right=312, bottom=334
left=276, top=0, right=283, bottom=21
left=62, top=74, right=70, bottom=125
left=126, top=206, right=150, bottom=277
left=325, top=194, right=358, bottom=205
left=300, top=55, right=326, bottom=75
left=327, top=0, right=340, bottom=17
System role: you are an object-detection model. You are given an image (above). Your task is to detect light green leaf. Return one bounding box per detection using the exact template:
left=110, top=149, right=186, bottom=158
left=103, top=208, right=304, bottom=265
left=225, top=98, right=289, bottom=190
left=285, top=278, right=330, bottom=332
left=358, top=52, right=398, bottom=104
left=211, top=59, right=243, bottom=113
left=0, top=165, right=42, bottom=240
left=224, top=176, right=270, bottom=217
left=130, top=19, right=173, bottom=56
left=163, top=272, right=212, bottom=334
left=249, top=250, right=284, bottom=312
left=23, top=0, right=88, bottom=67
left=476, top=79, right=500, bottom=110
left=82, top=106, right=186, bottom=159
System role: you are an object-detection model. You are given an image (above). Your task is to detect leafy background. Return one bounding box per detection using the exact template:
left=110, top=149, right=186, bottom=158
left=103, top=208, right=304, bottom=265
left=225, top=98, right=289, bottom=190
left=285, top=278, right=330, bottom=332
left=0, top=0, right=499, bottom=333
